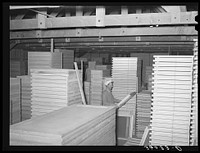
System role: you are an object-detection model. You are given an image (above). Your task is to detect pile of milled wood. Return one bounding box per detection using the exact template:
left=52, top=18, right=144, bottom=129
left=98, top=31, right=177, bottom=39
left=10, top=105, right=116, bottom=146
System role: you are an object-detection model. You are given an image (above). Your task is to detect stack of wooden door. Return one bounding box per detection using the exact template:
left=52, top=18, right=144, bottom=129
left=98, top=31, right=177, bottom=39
left=54, top=49, right=74, bottom=69
left=83, top=81, right=91, bottom=105
left=10, top=78, right=21, bottom=124
left=150, top=55, right=194, bottom=146
left=136, top=90, right=151, bottom=138
left=191, top=39, right=198, bottom=146
left=28, top=52, right=62, bottom=75
left=30, top=69, right=82, bottom=117
left=10, top=105, right=116, bottom=146
left=90, top=70, right=104, bottom=106
left=123, top=137, right=141, bottom=146
left=112, top=57, right=140, bottom=116
left=17, top=75, right=32, bottom=121
left=10, top=60, right=26, bottom=77
left=145, top=66, right=153, bottom=91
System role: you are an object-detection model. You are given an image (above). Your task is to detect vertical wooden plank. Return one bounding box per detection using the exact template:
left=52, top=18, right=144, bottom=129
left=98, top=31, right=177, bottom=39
left=37, top=9, right=47, bottom=29
left=76, top=6, right=83, bottom=16
left=96, top=6, right=105, bottom=27
left=121, top=6, right=128, bottom=15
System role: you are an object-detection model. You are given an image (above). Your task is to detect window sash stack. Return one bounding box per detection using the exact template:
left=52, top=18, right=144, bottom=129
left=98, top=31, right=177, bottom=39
left=150, top=55, right=194, bottom=146
left=10, top=105, right=116, bottom=146
left=17, top=75, right=32, bottom=121
left=190, top=39, right=198, bottom=146
left=30, top=69, right=82, bottom=117
left=28, top=52, right=62, bottom=75
left=10, top=77, right=21, bottom=124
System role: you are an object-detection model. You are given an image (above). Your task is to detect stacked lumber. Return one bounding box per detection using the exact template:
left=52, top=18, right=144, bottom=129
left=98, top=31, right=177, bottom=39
left=112, top=57, right=142, bottom=137
left=145, top=66, right=153, bottom=91
left=147, top=75, right=153, bottom=92
left=136, top=90, right=152, bottom=138
left=90, top=70, right=104, bottom=105
left=30, top=69, right=82, bottom=117
left=83, top=81, right=91, bottom=105
left=150, top=55, right=194, bottom=146
left=28, top=52, right=62, bottom=75
left=85, top=61, right=96, bottom=82
left=10, top=60, right=26, bottom=77
left=190, top=39, right=198, bottom=146
left=55, top=49, right=74, bottom=69
left=10, top=105, right=116, bottom=146
left=17, top=75, right=32, bottom=121
left=112, top=57, right=140, bottom=114
left=10, top=78, right=21, bottom=124
left=123, top=137, right=141, bottom=146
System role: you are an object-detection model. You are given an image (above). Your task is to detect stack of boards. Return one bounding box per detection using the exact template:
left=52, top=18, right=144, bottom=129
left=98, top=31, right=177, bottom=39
left=10, top=60, right=26, bottom=77
left=191, top=39, right=198, bottom=145
left=145, top=66, right=153, bottom=91
left=17, top=75, right=32, bottom=121
left=30, top=69, right=82, bottom=117
left=10, top=105, right=116, bottom=146
left=90, top=70, right=103, bottom=106
left=54, top=49, right=74, bottom=69
left=123, top=137, right=141, bottom=146
left=83, top=81, right=91, bottom=105
left=150, top=55, right=194, bottom=146
left=112, top=57, right=140, bottom=116
left=136, top=90, right=151, bottom=138
left=28, top=52, right=62, bottom=75
left=10, top=78, right=21, bottom=125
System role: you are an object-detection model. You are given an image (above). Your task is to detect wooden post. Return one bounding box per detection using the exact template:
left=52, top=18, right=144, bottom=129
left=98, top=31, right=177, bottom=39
left=81, top=60, right=83, bottom=87
left=74, top=62, right=86, bottom=105
left=51, top=38, right=54, bottom=53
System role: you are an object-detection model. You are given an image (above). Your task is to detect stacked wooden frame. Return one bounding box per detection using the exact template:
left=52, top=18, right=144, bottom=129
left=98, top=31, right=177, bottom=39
left=136, top=90, right=151, bottom=138
left=150, top=55, right=194, bottom=146
left=28, top=52, right=62, bottom=75
left=30, top=69, right=82, bottom=117
left=17, top=75, right=32, bottom=121
left=10, top=105, right=116, bottom=146
left=10, top=78, right=21, bottom=124
left=111, top=57, right=141, bottom=138
left=190, top=39, right=198, bottom=146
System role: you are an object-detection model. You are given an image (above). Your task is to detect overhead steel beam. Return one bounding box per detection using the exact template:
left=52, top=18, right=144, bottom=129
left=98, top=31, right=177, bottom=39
left=10, top=26, right=197, bottom=39
left=10, top=11, right=197, bottom=30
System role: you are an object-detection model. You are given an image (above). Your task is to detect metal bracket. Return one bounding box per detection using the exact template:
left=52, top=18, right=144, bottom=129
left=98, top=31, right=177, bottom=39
left=136, top=36, right=141, bottom=41
left=120, top=28, right=126, bottom=35
left=36, top=30, right=42, bottom=38
left=171, top=13, right=181, bottom=23
left=76, top=29, right=82, bottom=37
left=98, top=36, right=103, bottom=42
left=65, top=38, right=70, bottom=42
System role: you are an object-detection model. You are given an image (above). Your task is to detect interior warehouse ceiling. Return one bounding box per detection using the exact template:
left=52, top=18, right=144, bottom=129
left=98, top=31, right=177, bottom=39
left=9, top=4, right=198, bottom=55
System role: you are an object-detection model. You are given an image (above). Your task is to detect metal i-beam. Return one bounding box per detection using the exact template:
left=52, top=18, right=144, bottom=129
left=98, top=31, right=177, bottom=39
left=10, top=26, right=197, bottom=39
